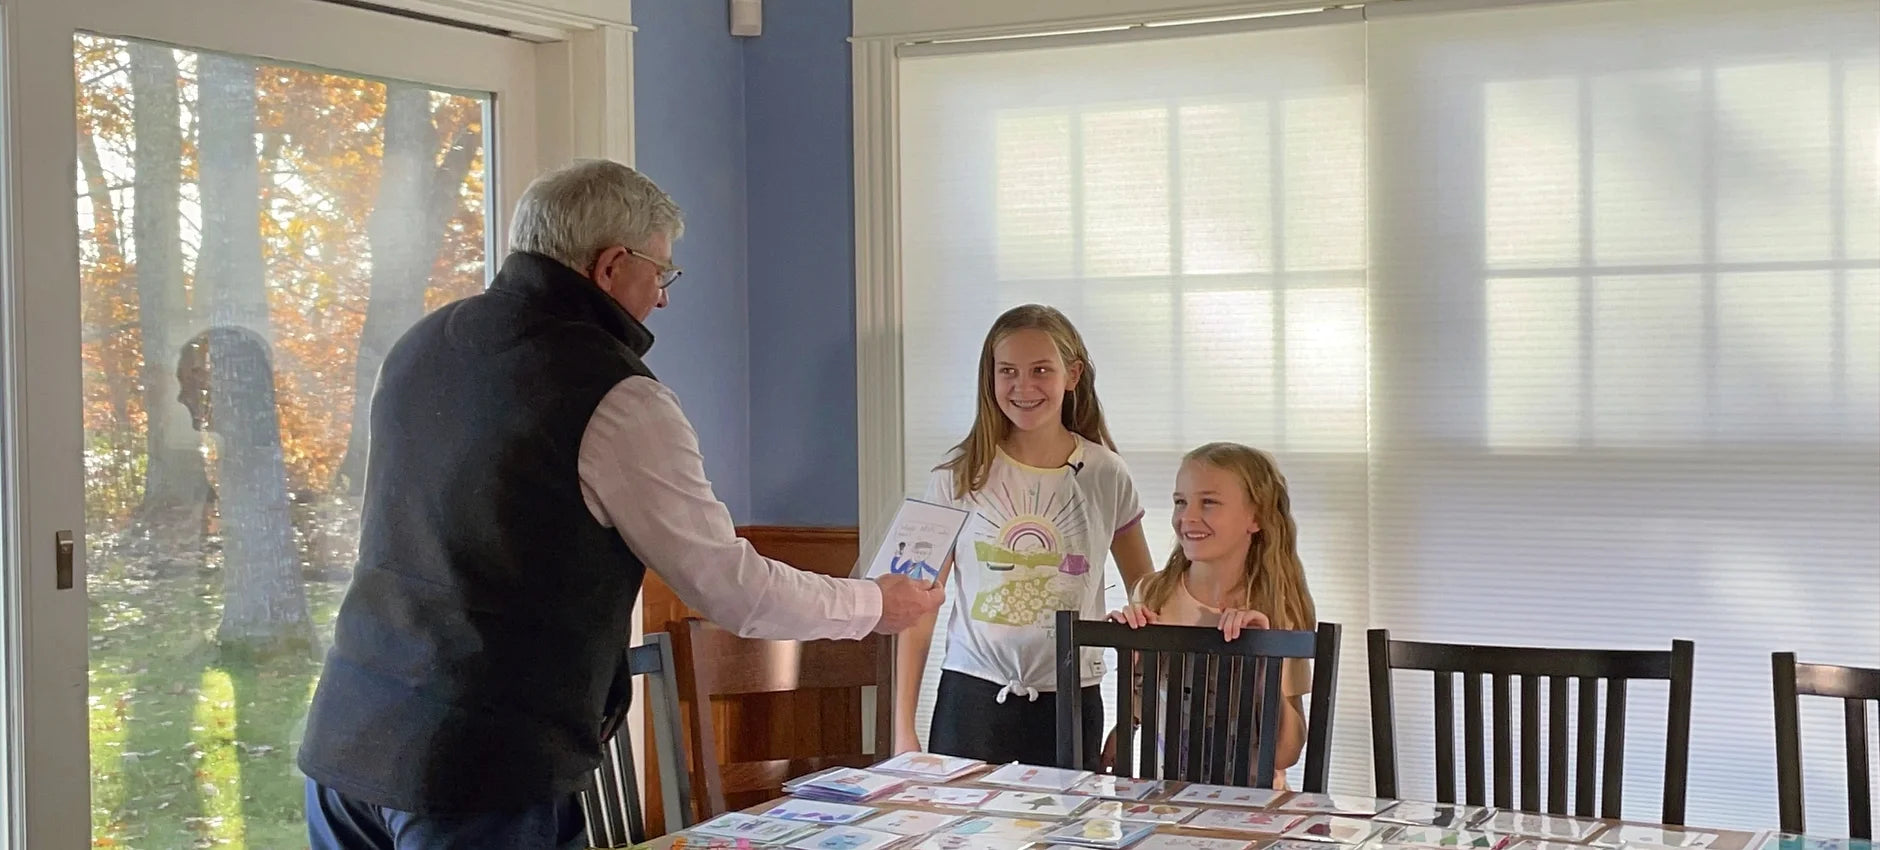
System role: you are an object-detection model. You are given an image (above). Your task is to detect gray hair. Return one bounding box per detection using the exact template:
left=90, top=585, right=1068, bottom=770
left=508, top=159, right=684, bottom=272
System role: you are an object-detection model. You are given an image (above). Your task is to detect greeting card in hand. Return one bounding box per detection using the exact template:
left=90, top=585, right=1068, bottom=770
left=1184, top=810, right=1305, bottom=834
left=1134, top=836, right=1256, bottom=850
left=1282, top=816, right=1381, bottom=845
left=873, top=752, right=984, bottom=782
left=1383, top=825, right=1514, bottom=850
left=1592, top=826, right=1720, bottom=848
left=1038, top=818, right=1160, bottom=849
left=886, top=785, right=998, bottom=809
left=1068, top=775, right=1164, bottom=801
left=859, top=499, right=970, bottom=585
left=979, top=791, right=1092, bottom=819
left=759, top=799, right=878, bottom=825
left=1479, top=812, right=1601, bottom=842
left=860, top=809, right=964, bottom=836
left=908, top=835, right=1035, bottom=850
left=1167, top=784, right=1282, bottom=808
left=979, top=762, right=1093, bottom=792
left=787, top=826, right=904, bottom=850
left=1376, top=801, right=1494, bottom=829
left=691, top=813, right=817, bottom=844
left=1276, top=793, right=1392, bottom=816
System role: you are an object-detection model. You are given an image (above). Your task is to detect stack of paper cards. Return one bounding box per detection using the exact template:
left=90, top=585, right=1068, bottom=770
left=1168, top=784, right=1283, bottom=808
left=691, top=812, right=819, bottom=845
left=860, top=809, right=965, bottom=836
left=908, top=835, right=1034, bottom=850
left=886, top=785, right=998, bottom=810
left=1377, top=802, right=1495, bottom=829
left=1185, top=809, right=1305, bottom=834
left=1269, top=841, right=1352, bottom=850
left=1480, top=812, right=1601, bottom=842
left=980, top=791, right=1092, bottom=818
left=759, top=798, right=879, bottom=825
left=1510, top=840, right=1601, bottom=850
left=1069, top=775, right=1164, bottom=801
left=979, top=762, right=1093, bottom=792
left=668, top=835, right=769, bottom=849
left=939, top=815, right=1062, bottom=841
left=786, top=826, right=904, bottom=850
left=784, top=768, right=909, bottom=803
left=1382, top=825, right=1516, bottom=849
left=1077, top=801, right=1197, bottom=824
left=1759, top=834, right=1878, bottom=850
left=1283, top=815, right=1383, bottom=844
left=1278, top=793, right=1393, bottom=816
left=873, top=752, right=985, bottom=782
left=1592, top=826, right=1720, bottom=848
left=1037, top=817, right=1160, bottom=849
left=1135, top=836, right=1255, bottom=850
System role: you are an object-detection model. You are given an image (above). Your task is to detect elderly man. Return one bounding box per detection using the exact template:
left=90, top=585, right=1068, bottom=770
left=298, top=160, right=944, bottom=849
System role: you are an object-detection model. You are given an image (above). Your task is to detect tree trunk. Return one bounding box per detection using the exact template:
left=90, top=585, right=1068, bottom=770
left=195, top=53, right=312, bottom=659
left=129, top=43, right=212, bottom=536
left=333, top=85, right=482, bottom=494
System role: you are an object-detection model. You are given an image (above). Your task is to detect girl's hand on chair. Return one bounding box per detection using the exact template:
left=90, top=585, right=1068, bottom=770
left=1218, top=608, right=1270, bottom=641
left=1107, top=604, right=1159, bottom=629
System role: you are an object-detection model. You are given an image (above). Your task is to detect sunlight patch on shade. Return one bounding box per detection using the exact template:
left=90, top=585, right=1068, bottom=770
left=1487, top=278, right=1580, bottom=449
left=1485, top=77, right=1581, bottom=270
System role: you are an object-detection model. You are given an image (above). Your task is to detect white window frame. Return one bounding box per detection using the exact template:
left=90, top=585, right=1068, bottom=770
left=0, top=0, right=639, bottom=845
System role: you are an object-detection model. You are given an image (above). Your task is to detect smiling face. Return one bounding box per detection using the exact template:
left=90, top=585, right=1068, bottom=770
left=1171, top=458, right=1261, bottom=566
left=991, top=328, right=1083, bottom=434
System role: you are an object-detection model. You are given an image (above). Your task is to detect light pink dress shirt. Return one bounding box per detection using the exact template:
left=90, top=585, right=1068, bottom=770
left=576, top=375, right=883, bottom=639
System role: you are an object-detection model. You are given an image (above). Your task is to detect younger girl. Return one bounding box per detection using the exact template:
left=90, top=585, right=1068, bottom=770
left=895, top=304, right=1155, bottom=768
left=1107, top=442, right=1317, bottom=782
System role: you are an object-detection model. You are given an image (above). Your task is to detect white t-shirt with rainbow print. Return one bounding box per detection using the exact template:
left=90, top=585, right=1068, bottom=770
left=924, top=435, right=1144, bottom=703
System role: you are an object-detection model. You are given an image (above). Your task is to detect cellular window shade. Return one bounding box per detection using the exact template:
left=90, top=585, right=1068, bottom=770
left=898, top=21, right=1372, bottom=793
left=1366, top=0, right=1879, bottom=829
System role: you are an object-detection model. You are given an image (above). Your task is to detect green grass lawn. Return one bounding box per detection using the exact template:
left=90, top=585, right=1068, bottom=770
left=87, top=550, right=346, bottom=849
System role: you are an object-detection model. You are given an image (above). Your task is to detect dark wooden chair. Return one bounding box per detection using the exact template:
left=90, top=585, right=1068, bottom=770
left=673, top=617, right=896, bottom=819
left=1368, top=629, right=1695, bottom=824
left=579, top=632, right=694, bottom=848
left=1773, top=653, right=1878, bottom=838
left=1054, top=609, right=1341, bottom=790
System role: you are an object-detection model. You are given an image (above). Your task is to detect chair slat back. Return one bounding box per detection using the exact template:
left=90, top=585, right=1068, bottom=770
left=580, top=632, right=693, bottom=848
left=1773, top=653, right=1880, bottom=839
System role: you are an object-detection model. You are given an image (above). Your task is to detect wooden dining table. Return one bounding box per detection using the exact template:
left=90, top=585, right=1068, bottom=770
left=624, top=765, right=1771, bottom=850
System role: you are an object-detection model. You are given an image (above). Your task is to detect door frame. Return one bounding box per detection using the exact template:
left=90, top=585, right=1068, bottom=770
left=0, top=0, right=635, bottom=845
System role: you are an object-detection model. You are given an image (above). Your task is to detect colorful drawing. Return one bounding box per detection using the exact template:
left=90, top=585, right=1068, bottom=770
left=1115, top=803, right=1197, bottom=824
left=860, top=809, right=964, bottom=836
left=1277, top=793, right=1390, bottom=816
left=1067, top=775, right=1162, bottom=801
left=979, top=762, right=1090, bottom=792
left=980, top=791, right=1089, bottom=818
left=1168, top=784, right=1281, bottom=808
left=759, top=798, right=876, bottom=825
left=1283, top=816, right=1379, bottom=845
left=886, top=785, right=997, bottom=809
left=1186, top=810, right=1303, bottom=834
left=873, top=751, right=982, bottom=780
left=691, top=813, right=814, bottom=844
left=941, top=815, right=1057, bottom=840
left=1039, top=817, right=1159, bottom=849
left=786, top=826, right=902, bottom=850
left=1133, top=836, right=1256, bottom=850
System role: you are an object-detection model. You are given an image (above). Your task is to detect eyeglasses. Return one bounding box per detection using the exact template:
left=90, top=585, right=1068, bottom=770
left=624, top=247, right=683, bottom=289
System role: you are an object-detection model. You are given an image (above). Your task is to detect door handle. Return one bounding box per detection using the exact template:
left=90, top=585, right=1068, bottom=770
left=55, top=530, right=74, bottom=590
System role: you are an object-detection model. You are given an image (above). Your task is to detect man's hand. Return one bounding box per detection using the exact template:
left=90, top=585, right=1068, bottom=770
left=873, top=574, right=946, bottom=634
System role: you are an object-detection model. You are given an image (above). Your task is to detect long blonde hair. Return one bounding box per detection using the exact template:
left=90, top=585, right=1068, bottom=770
left=1133, top=443, right=1316, bottom=630
left=939, top=304, right=1115, bottom=497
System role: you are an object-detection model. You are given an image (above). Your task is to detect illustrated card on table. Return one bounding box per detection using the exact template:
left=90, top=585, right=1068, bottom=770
left=1167, top=784, right=1282, bottom=808
left=1383, top=825, right=1515, bottom=849
left=1509, top=840, right=1603, bottom=850
left=940, top=815, right=1062, bottom=841
left=1592, top=826, right=1720, bottom=848
left=908, top=835, right=1036, bottom=850
left=1282, top=815, right=1383, bottom=845
left=1184, top=809, right=1305, bottom=834
left=859, top=809, right=964, bottom=836
left=1479, top=812, right=1602, bottom=842
left=785, top=826, right=904, bottom=850
left=759, top=798, right=878, bottom=825
left=1759, top=835, right=1878, bottom=850
left=1037, top=817, right=1160, bottom=849
left=1276, top=793, right=1393, bottom=816
left=979, top=791, right=1092, bottom=819
left=668, top=835, right=767, bottom=850
left=690, top=813, right=817, bottom=844
left=1081, top=801, right=1195, bottom=824
left=858, top=498, right=970, bottom=585
left=1068, top=775, right=1164, bottom=801
left=886, top=785, right=998, bottom=809
left=1268, top=841, right=1352, bottom=850
left=978, top=762, right=1093, bottom=792
left=872, top=752, right=984, bottom=782
left=1133, top=836, right=1256, bottom=850
left=1376, top=801, right=1495, bottom=829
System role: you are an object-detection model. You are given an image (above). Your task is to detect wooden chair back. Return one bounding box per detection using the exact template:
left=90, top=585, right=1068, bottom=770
left=1368, top=629, right=1695, bottom=825
left=1773, top=652, right=1879, bottom=838
left=673, top=617, right=896, bottom=818
left=1055, top=609, right=1341, bottom=790
left=579, top=632, right=693, bottom=847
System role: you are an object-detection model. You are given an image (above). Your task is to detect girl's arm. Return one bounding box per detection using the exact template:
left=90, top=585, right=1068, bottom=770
left=1274, top=695, right=1307, bottom=772
left=892, top=608, right=940, bottom=753
left=1110, top=522, right=1155, bottom=597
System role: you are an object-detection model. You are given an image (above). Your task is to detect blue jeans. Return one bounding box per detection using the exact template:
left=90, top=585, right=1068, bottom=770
left=306, top=779, right=588, bottom=850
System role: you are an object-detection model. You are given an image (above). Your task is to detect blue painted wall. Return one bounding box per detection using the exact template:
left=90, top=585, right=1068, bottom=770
left=634, top=0, right=858, bottom=527
left=632, top=0, right=754, bottom=521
